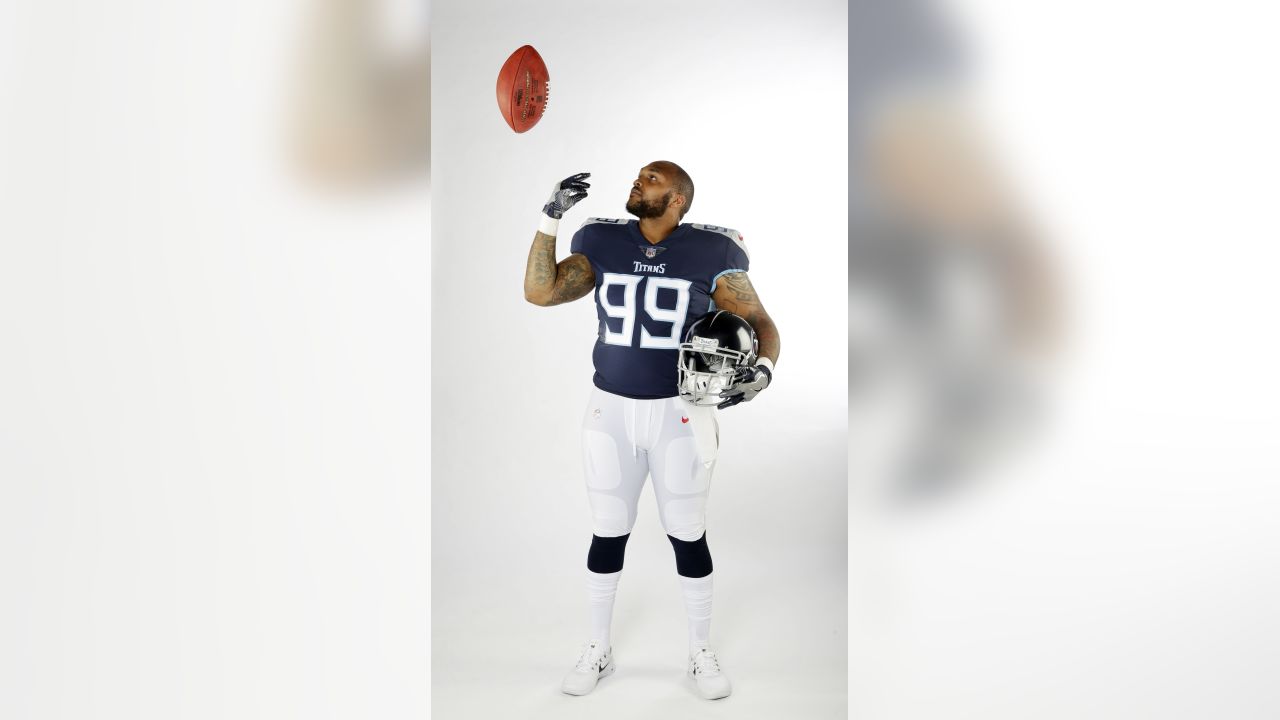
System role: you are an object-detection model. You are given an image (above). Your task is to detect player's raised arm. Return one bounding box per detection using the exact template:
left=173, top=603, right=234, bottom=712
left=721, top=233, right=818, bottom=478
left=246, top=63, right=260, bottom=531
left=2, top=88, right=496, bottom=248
left=524, top=173, right=597, bottom=307
left=712, top=271, right=781, bottom=409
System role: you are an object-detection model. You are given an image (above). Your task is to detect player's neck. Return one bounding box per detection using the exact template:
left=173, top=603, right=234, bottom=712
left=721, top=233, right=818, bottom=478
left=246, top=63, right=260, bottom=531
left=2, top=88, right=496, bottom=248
left=637, top=215, right=680, bottom=244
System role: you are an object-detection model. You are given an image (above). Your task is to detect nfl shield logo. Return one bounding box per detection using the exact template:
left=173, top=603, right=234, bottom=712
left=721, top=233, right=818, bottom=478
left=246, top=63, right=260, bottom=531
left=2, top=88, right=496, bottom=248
left=638, top=245, right=667, bottom=259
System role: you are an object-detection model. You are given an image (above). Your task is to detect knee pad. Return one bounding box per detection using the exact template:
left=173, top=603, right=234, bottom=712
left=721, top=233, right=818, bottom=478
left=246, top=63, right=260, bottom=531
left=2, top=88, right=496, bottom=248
left=587, top=533, right=631, bottom=574
left=667, top=532, right=713, bottom=578
left=659, top=498, right=706, bottom=542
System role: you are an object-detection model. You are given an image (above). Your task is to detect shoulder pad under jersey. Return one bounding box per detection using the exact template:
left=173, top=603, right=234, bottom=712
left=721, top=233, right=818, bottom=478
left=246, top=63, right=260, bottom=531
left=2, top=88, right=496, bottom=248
left=581, top=217, right=628, bottom=228
left=690, top=223, right=749, bottom=260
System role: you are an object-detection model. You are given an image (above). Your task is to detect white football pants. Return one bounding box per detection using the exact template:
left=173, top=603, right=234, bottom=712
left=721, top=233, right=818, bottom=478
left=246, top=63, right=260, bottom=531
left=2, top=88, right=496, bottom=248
left=581, top=388, right=718, bottom=542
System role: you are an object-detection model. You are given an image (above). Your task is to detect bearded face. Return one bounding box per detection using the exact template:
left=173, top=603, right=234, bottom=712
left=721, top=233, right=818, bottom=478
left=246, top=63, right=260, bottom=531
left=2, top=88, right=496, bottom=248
left=626, top=189, right=674, bottom=219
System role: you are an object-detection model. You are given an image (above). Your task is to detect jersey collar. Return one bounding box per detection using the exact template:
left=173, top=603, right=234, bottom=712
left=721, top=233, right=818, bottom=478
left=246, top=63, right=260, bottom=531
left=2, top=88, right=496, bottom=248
left=628, top=220, right=691, bottom=246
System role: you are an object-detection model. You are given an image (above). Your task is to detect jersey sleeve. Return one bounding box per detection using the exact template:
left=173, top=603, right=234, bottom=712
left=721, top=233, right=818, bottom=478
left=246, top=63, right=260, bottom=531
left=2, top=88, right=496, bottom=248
left=569, top=223, right=590, bottom=256
left=724, top=231, right=750, bottom=273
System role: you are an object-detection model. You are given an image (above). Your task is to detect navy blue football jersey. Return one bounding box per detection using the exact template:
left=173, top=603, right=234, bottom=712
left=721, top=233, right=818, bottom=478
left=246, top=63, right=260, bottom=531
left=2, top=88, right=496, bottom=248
left=570, top=218, right=750, bottom=399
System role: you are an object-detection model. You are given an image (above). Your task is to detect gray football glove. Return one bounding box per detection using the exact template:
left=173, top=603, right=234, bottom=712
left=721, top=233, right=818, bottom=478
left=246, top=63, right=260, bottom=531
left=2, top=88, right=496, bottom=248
left=542, top=172, right=591, bottom=219
left=717, top=364, right=772, bottom=410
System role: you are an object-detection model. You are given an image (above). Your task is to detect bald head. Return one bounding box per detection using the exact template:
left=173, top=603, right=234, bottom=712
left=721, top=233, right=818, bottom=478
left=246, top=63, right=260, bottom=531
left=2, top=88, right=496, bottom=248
left=653, top=160, right=695, bottom=219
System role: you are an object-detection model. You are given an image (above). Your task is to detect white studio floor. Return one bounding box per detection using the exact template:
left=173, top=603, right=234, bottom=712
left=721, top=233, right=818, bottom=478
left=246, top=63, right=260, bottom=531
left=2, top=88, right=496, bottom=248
left=431, top=513, right=848, bottom=720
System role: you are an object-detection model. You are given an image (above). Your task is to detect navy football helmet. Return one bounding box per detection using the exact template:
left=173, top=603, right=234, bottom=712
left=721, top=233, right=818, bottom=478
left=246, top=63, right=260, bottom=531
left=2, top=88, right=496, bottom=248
left=678, top=311, right=758, bottom=406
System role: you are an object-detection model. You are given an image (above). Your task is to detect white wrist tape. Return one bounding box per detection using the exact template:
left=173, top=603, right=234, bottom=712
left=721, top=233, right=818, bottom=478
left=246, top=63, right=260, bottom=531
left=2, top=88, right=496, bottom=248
left=756, top=357, right=775, bottom=374
left=538, top=213, right=560, bottom=237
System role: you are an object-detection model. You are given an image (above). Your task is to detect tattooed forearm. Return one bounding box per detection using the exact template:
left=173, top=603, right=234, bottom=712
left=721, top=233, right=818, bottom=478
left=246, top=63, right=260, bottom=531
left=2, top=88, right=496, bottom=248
left=524, top=231, right=594, bottom=306
left=524, top=231, right=560, bottom=304
left=525, top=232, right=558, bottom=302
left=713, top=272, right=781, bottom=364
left=753, top=314, right=781, bottom=365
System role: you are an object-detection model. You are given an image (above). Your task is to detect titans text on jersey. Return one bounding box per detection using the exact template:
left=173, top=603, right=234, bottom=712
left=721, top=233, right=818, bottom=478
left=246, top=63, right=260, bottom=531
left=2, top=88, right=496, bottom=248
left=570, top=218, right=750, bottom=399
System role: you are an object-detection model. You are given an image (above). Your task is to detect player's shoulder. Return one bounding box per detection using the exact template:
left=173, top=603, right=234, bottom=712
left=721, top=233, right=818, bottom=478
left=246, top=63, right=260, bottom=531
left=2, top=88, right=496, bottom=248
left=580, top=217, right=630, bottom=231
left=687, top=222, right=743, bottom=242
left=688, top=222, right=749, bottom=260
left=572, top=217, right=630, bottom=252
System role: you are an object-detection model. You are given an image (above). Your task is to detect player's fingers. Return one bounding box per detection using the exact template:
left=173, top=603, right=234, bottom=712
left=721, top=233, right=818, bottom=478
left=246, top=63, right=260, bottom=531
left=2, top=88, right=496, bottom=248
left=566, top=172, right=591, bottom=183
left=716, top=395, right=744, bottom=410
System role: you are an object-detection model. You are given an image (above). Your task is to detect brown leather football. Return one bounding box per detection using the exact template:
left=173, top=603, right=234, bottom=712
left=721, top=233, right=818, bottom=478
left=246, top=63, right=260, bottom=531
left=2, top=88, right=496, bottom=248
left=496, top=45, right=550, bottom=133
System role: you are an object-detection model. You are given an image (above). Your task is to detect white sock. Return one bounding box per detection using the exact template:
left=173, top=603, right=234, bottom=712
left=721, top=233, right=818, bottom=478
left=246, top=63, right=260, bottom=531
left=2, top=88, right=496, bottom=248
left=679, top=574, right=714, bottom=654
left=587, top=570, right=621, bottom=648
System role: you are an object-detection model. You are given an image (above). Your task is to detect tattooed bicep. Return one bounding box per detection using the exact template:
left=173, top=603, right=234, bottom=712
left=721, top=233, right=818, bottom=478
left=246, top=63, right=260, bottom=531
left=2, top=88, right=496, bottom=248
left=721, top=271, right=757, bottom=301
left=550, top=253, right=595, bottom=304
left=713, top=271, right=764, bottom=318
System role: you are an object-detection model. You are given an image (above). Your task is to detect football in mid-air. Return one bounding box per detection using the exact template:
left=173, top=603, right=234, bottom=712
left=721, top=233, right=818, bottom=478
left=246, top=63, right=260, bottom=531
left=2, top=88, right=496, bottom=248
left=496, top=45, right=550, bottom=133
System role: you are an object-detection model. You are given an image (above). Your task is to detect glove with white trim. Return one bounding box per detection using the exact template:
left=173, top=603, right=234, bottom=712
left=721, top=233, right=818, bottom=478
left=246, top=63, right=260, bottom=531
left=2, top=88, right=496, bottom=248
left=717, top=362, right=772, bottom=410
left=542, top=172, right=590, bottom=219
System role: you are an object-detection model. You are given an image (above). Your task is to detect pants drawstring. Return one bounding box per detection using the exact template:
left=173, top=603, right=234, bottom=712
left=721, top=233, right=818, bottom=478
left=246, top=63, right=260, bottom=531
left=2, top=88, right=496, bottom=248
left=630, top=400, right=638, bottom=458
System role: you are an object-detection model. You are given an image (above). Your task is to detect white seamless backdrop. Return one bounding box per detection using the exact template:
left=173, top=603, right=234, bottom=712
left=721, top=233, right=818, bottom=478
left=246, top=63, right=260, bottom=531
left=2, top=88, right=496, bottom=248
left=430, top=1, right=848, bottom=718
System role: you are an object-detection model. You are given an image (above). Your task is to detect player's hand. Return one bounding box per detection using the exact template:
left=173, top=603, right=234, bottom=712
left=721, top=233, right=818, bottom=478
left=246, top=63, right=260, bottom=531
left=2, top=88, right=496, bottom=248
left=542, top=172, right=591, bottom=219
left=717, top=364, right=772, bottom=409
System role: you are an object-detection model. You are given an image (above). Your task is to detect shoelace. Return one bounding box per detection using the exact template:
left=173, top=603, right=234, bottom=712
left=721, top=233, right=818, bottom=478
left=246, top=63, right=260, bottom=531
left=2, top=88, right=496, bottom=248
left=691, top=649, right=721, bottom=676
left=575, top=642, right=605, bottom=672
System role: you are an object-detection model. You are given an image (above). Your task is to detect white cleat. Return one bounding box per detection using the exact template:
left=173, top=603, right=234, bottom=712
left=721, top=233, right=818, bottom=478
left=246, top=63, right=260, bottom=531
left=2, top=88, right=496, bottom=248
left=688, top=648, right=732, bottom=700
left=561, top=641, right=615, bottom=696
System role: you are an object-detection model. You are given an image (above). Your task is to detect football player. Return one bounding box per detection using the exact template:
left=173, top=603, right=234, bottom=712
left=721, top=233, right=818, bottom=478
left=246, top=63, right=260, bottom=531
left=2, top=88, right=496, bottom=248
left=524, top=161, right=780, bottom=700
